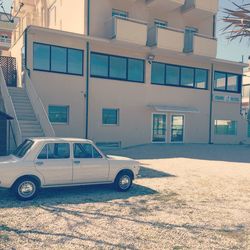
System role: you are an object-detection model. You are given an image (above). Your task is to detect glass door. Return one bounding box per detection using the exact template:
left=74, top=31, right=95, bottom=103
left=152, top=114, right=167, bottom=143
left=171, top=115, right=184, bottom=143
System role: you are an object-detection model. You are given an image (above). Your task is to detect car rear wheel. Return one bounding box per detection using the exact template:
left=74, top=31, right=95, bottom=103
left=115, top=171, right=133, bottom=192
left=13, top=178, right=39, bottom=201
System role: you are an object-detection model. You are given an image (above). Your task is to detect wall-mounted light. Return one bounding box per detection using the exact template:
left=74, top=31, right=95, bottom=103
left=146, top=54, right=155, bottom=64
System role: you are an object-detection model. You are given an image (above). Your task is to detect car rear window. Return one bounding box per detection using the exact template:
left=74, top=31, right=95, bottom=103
left=12, top=139, right=34, bottom=158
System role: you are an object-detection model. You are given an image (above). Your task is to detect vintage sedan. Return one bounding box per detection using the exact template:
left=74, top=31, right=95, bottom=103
left=0, top=138, right=140, bottom=200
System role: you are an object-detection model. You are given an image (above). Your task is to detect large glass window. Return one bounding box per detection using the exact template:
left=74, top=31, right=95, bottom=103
left=74, top=143, right=102, bottom=159
left=68, top=49, right=83, bottom=75
left=151, top=62, right=207, bottom=89
left=90, top=53, right=109, bottom=77
left=48, top=105, right=69, bottom=124
left=195, top=69, right=207, bottom=89
left=214, top=120, right=237, bottom=135
left=33, top=43, right=50, bottom=71
left=128, top=58, right=144, bottom=82
left=33, top=43, right=83, bottom=75
left=51, top=46, right=67, bottom=73
left=151, top=62, right=165, bottom=85
left=181, top=67, right=194, bottom=87
left=248, top=123, right=250, bottom=138
left=214, top=72, right=241, bottom=93
left=38, top=143, right=70, bottom=159
left=166, top=65, right=180, bottom=86
left=102, top=109, right=119, bottom=125
left=110, top=56, right=127, bottom=79
left=91, top=52, right=144, bottom=83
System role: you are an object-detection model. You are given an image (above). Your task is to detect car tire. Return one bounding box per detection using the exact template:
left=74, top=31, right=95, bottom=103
left=12, top=177, right=39, bottom=201
left=114, top=171, right=133, bottom=192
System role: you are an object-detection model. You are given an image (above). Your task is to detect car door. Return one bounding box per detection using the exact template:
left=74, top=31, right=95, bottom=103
left=73, top=143, right=109, bottom=184
left=35, top=142, right=73, bottom=185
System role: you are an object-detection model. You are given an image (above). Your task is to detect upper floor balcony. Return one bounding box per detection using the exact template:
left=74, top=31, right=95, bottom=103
left=148, top=25, right=184, bottom=53
left=146, top=0, right=185, bottom=12
left=106, top=16, right=148, bottom=46
left=148, top=24, right=217, bottom=58
left=0, top=37, right=11, bottom=50
left=181, top=0, right=219, bottom=21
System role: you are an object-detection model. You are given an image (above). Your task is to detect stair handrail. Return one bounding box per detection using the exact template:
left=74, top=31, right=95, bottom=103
left=0, top=67, right=22, bottom=146
left=24, top=71, right=55, bottom=137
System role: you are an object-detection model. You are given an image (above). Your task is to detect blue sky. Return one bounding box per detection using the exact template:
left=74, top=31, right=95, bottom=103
left=1, top=0, right=249, bottom=62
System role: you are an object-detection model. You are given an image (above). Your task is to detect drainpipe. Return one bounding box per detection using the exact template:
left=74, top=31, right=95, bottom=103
left=209, top=63, right=214, bottom=144
left=85, top=0, right=90, bottom=139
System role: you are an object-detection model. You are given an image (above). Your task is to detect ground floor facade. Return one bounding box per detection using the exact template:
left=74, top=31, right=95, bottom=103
left=8, top=26, right=249, bottom=148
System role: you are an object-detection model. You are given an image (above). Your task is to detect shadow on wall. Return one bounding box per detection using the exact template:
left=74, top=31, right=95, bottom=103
left=105, top=144, right=250, bottom=163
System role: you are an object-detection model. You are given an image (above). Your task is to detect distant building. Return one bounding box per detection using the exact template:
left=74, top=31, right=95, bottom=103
left=0, top=12, right=18, bottom=53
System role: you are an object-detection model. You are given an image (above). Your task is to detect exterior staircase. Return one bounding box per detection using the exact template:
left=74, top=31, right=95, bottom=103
left=8, top=87, right=44, bottom=141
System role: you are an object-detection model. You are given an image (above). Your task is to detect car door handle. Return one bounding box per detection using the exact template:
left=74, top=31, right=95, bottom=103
left=36, top=161, right=44, bottom=166
left=74, top=160, right=81, bottom=164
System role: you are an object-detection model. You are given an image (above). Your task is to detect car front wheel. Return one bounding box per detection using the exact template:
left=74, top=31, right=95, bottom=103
left=13, top=178, right=39, bottom=201
left=115, top=171, right=133, bottom=192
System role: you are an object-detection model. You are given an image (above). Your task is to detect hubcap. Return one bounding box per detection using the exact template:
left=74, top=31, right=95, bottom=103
left=119, top=175, right=131, bottom=190
left=18, top=181, right=36, bottom=198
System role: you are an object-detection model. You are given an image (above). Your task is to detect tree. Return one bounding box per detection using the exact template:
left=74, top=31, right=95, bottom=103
left=223, top=2, right=250, bottom=42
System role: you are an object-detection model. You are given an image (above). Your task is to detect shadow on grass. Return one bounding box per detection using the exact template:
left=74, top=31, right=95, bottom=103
left=0, top=183, right=158, bottom=209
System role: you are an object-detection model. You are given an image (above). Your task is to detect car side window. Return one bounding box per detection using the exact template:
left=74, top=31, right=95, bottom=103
left=74, top=143, right=102, bottom=159
left=37, top=143, right=70, bottom=159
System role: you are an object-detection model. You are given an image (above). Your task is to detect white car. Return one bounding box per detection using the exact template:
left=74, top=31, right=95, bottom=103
left=0, top=138, right=140, bottom=200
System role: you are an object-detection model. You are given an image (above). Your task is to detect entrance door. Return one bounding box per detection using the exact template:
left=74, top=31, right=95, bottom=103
left=152, top=114, right=167, bottom=143
left=171, top=115, right=184, bottom=143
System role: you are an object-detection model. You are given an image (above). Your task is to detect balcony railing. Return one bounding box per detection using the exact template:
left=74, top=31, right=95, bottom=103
left=146, top=0, right=185, bottom=11
left=193, top=34, right=217, bottom=58
left=148, top=25, right=184, bottom=53
left=182, top=0, right=218, bottom=16
left=0, top=38, right=11, bottom=49
left=107, top=16, right=148, bottom=46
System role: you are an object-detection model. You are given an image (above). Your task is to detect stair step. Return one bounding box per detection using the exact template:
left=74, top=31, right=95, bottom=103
left=19, top=121, right=40, bottom=126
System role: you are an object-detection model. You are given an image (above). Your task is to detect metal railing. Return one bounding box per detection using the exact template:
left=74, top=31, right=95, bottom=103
left=24, top=71, right=55, bottom=137
left=0, top=67, right=22, bottom=145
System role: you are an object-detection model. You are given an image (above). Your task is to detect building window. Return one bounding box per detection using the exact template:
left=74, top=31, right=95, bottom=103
left=214, top=120, right=237, bottom=135
left=248, top=123, right=250, bottom=138
left=91, top=52, right=145, bottom=83
left=48, top=105, right=69, bottom=124
left=112, top=9, right=128, bottom=18
left=110, top=56, right=127, bottom=79
left=214, top=71, right=241, bottom=93
left=181, top=67, right=194, bottom=87
left=154, top=19, right=168, bottom=28
left=151, top=62, right=208, bottom=89
left=102, top=109, right=119, bottom=125
left=33, top=43, right=50, bottom=71
left=33, top=43, right=83, bottom=75
left=51, top=46, right=67, bottom=73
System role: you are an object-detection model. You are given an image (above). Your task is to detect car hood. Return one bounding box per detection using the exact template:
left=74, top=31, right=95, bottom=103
left=0, top=155, right=19, bottom=164
left=107, top=155, right=137, bottom=162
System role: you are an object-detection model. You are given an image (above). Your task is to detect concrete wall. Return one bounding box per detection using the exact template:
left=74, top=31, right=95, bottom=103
left=18, top=27, right=246, bottom=147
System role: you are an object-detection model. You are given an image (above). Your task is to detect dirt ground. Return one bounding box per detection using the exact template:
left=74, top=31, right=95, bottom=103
left=0, top=144, right=250, bottom=250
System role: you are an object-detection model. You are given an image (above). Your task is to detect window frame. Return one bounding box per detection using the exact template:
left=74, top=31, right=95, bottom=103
left=102, top=108, right=120, bottom=126
left=214, top=120, right=237, bottom=136
left=73, top=143, right=104, bottom=159
left=112, top=9, right=128, bottom=19
left=48, top=105, right=70, bottom=124
left=33, top=42, right=84, bottom=76
left=37, top=142, right=71, bottom=160
left=151, top=61, right=208, bottom=90
left=90, top=52, right=145, bottom=83
left=214, top=71, right=242, bottom=93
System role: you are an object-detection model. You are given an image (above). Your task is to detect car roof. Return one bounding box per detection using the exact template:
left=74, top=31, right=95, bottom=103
left=28, top=137, right=93, bottom=143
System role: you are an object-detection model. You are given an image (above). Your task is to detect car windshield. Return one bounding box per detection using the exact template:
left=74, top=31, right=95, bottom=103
left=12, top=139, right=34, bottom=158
